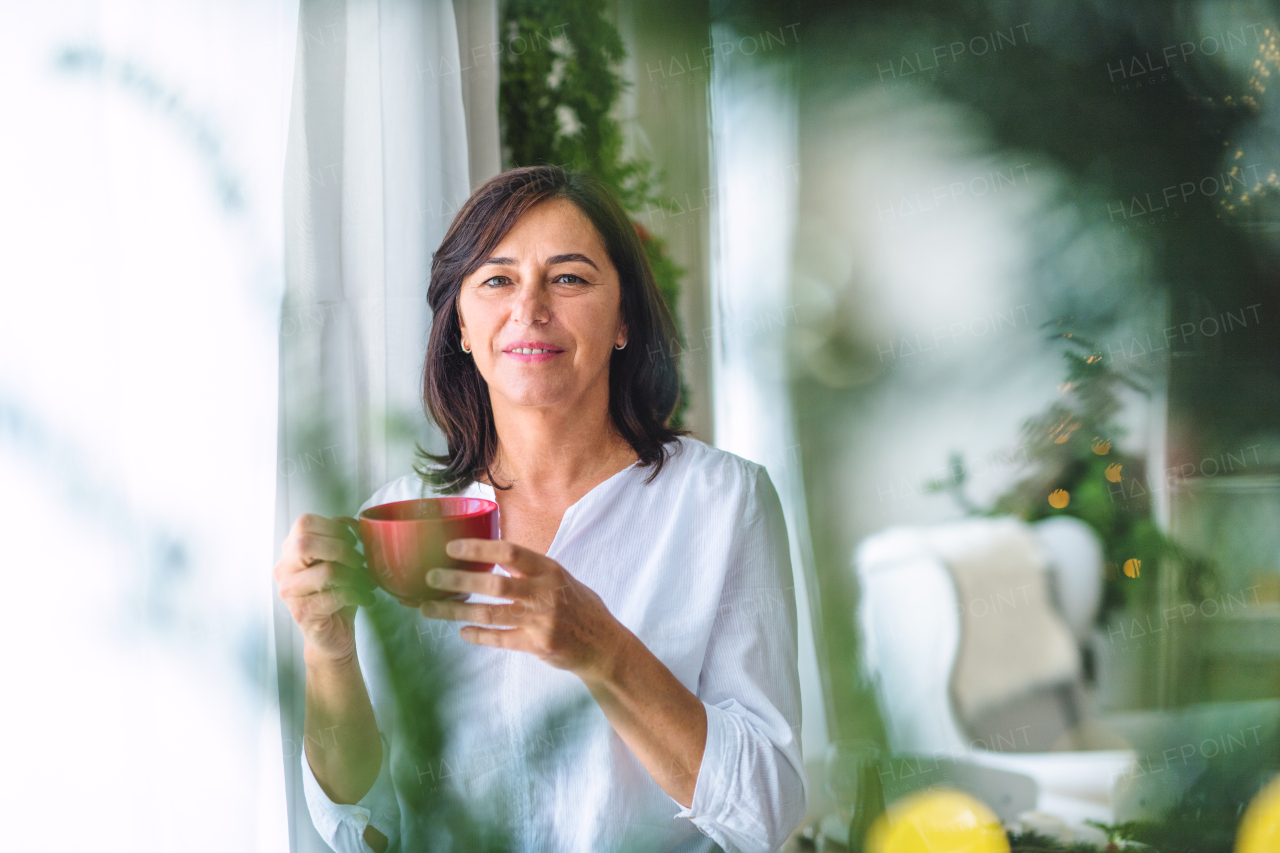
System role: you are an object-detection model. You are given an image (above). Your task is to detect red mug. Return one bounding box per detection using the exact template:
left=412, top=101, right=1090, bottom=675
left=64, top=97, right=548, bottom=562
left=357, top=497, right=500, bottom=605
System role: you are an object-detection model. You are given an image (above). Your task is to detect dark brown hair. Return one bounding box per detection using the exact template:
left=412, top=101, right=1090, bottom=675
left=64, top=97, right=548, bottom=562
left=415, top=165, right=689, bottom=493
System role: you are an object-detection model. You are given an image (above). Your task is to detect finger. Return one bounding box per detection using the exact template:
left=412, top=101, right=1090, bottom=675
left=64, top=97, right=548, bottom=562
left=293, top=513, right=358, bottom=546
left=294, top=586, right=375, bottom=617
left=292, top=532, right=365, bottom=569
left=314, top=585, right=373, bottom=616
left=291, top=562, right=374, bottom=594
left=418, top=588, right=471, bottom=603
left=298, top=584, right=371, bottom=618
left=280, top=563, right=375, bottom=600
left=445, top=538, right=549, bottom=578
left=425, top=568, right=530, bottom=599
left=419, top=599, right=524, bottom=626
left=459, top=625, right=525, bottom=649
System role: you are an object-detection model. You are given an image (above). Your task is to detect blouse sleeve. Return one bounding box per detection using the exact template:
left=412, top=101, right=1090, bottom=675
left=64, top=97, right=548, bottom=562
left=673, top=465, right=808, bottom=853
left=301, top=732, right=402, bottom=852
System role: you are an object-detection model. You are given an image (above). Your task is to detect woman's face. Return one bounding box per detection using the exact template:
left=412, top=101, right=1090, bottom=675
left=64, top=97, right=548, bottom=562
left=457, top=198, right=627, bottom=413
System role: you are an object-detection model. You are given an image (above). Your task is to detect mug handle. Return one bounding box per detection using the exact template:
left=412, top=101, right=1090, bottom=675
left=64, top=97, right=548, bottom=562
left=334, top=516, right=379, bottom=604
left=335, top=516, right=361, bottom=540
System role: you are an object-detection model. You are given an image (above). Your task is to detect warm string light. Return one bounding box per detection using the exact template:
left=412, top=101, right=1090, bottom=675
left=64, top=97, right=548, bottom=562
left=1220, top=29, right=1280, bottom=214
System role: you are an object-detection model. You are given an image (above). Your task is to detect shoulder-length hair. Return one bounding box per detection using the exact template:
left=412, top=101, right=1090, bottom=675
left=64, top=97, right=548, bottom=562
left=415, top=165, right=689, bottom=494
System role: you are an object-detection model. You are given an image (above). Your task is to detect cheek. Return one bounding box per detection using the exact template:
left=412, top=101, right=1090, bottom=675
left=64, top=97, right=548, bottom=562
left=460, top=296, right=502, bottom=336
left=574, top=313, right=615, bottom=350
left=575, top=294, right=622, bottom=336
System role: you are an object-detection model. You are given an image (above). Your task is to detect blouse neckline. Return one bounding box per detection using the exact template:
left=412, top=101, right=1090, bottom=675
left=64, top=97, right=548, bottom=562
left=471, top=456, right=644, bottom=559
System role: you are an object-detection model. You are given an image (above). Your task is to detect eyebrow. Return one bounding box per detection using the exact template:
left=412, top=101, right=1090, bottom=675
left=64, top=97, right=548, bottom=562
left=480, top=253, right=600, bottom=271
left=547, top=253, right=599, bottom=270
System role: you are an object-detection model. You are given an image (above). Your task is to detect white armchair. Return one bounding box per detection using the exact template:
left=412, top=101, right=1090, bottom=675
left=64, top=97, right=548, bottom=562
left=854, top=515, right=1135, bottom=823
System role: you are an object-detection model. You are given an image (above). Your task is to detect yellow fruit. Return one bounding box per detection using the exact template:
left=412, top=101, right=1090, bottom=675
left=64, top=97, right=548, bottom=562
left=1237, top=774, right=1280, bottom=853
left=1124, top=559, right=1141, bottom=578
left=866, top=788, right=1010, bottom=853
left=1048, top=489, right=1070, bottom=509
left=1105, top=463, right=1123, bottom=482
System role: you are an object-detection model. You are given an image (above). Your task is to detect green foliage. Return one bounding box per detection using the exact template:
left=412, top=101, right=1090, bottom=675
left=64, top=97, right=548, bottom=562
left=1097, top=819, right=1236, bottom=853
left=499, top=0, right=691, bottom=429
left=928, top=321, right=1219, bottom=622
left=990, top=326, right=1171, bottom=617
left=364, top=598, right=515, bottom=851
left=500, top=0, right=654, bottom=208
left=1003, top=717, right=1280, bottom=852
left=1006, top=830, right=1103, bottom=852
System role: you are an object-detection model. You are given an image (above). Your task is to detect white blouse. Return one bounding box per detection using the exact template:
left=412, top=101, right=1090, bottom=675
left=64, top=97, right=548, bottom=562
left=301, top=435, right=806, bottom=852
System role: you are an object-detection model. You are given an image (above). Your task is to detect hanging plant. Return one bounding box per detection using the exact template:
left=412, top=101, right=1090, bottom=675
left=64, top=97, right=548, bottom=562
left=499, top=0, right=692, bottom=428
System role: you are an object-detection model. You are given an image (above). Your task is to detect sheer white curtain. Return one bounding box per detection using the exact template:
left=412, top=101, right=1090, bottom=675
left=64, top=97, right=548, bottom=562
left=708, top=22, right=830, bottom=782
left=3, top=2, right=299, bottom=849
left=272, top=1, right=498, bottom=848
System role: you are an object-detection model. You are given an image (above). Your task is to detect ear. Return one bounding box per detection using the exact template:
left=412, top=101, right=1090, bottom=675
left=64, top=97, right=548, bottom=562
left=456, top=293, right=468, bottom=336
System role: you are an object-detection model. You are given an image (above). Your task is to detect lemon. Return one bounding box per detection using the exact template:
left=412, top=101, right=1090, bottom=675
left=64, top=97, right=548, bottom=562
left=1237, top=774, right=1280, bottom=853
left=865, top=788, right=1009, bottom=853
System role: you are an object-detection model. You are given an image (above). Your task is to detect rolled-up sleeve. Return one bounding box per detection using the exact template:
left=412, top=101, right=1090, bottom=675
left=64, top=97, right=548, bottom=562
left=302, top=732, right=402, bottom=852
left=673, top=465, right=807, bottom=852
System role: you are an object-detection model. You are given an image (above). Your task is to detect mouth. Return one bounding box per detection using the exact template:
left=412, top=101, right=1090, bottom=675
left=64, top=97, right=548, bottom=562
left=503, top=341, right=566, bottom=361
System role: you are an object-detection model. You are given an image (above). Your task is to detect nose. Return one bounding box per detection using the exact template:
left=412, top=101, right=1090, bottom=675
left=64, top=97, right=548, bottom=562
left=511, top=277, right=551, bottom=326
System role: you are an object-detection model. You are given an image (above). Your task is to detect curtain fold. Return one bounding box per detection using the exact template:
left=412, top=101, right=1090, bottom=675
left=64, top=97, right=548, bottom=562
left=273, top=1, right=498, bottom=848
left=708, top=21, right=830, bottom=777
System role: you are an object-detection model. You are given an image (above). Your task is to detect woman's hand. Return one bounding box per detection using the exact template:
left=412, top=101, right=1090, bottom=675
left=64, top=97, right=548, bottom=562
left=421, top=537, right=708, bottom=807
left=274, top=513, right=377, bottom=665
left=418, top=539, right=628, bottom=682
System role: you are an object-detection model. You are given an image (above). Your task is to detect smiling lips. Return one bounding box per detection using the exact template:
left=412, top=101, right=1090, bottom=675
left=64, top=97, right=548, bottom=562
left=503, top=341, right=565, bottom=362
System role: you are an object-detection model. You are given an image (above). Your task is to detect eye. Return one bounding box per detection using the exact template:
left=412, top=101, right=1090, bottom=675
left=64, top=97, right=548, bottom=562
left=481, top=275, right=511, bottom=288
left=552, top=273, right=585, bottom=284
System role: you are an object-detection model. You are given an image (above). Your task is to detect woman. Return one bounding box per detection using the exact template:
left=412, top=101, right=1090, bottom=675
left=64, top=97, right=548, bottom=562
left=274, top=166, right=806, bottom=853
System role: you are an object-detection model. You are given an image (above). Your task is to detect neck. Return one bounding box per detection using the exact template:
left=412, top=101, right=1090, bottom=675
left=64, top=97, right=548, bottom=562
left=485, top=380, right=636, bottom=494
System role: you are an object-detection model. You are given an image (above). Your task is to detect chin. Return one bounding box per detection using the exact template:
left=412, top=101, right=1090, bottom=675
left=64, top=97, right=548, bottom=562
left=496, top=383, right=574, bottom=408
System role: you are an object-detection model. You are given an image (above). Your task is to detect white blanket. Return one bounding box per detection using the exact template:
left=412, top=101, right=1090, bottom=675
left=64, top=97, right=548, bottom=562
left=919, top=517, right=1081, bottom=724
